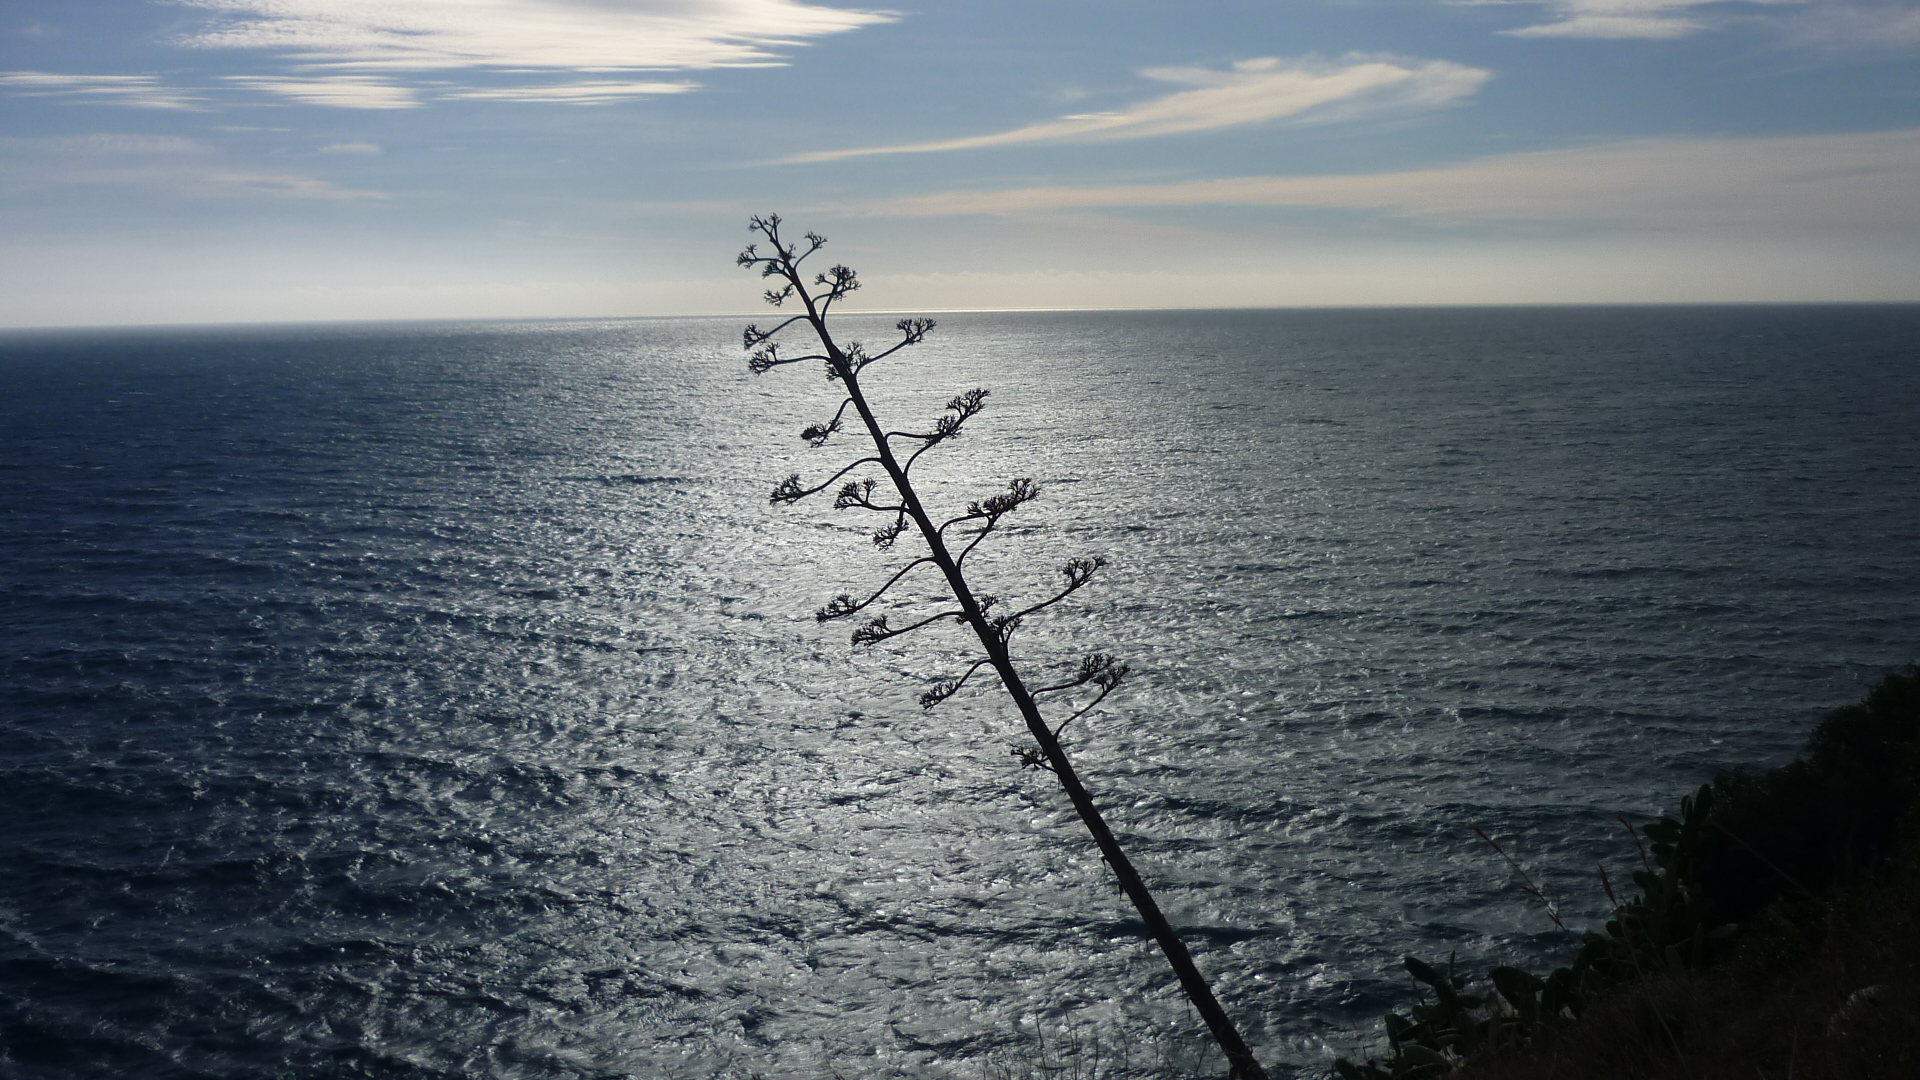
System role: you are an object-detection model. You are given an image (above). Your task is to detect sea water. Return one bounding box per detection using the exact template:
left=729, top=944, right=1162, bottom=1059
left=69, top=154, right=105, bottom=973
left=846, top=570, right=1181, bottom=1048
left=3, top=306, right=1917, bottom=1078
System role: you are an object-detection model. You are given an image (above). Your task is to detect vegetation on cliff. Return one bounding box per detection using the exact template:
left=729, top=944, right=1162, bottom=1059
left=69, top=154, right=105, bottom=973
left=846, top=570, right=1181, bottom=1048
left=1336, top=664, right=1920, bottom=1080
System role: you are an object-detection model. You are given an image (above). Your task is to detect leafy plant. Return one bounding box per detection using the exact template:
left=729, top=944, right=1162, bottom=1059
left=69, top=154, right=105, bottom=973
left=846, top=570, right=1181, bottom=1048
left=1698, top=664, right=1920, bottom=923
left=1332, top=664, right=1920, bottom=1079
left=1333, top=786, right=1735, bottom=1078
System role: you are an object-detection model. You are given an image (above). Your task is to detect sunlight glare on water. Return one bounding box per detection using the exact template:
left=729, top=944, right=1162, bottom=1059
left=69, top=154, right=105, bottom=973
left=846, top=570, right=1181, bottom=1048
left=1, top=307, right=1917, bottom=1078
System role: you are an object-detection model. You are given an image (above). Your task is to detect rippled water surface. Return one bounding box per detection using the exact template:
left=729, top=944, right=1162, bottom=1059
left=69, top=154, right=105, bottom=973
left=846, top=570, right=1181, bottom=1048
left=3, top=307, right=1918, bottom=1078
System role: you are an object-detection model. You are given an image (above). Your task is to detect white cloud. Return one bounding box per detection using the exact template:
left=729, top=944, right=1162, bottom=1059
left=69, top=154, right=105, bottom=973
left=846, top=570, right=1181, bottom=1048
left=4, top=133, right=206, bottom=155
left=178, top=0, right=890, bottom=71
left=1504, top=12, right=1705, bottom=38
left=22, top=3, right=893, bottom=111
left=1777, top=0, right=1920, bottom=47
left=209, top=172, right=389, bottom=198
left=1493, top=0, right=1920, bottom=46
left=0, top=71, right=201, bottom=109
left=440, top=79, right=698, bottom=103
left=1496, top=0, right=1821, bottom=40
left=222, top=75, right=419, bottom=108
left=219, top=72, right=699, bottom=109
left=784, top=55, right=1490, bottom=163
left=863, top=128, right=1920, bottom=232
left=177, top=0, right=889, bottom=107
left=318, top=140, right=381, bottom=153
left=0, top=133, right=388, bottom=199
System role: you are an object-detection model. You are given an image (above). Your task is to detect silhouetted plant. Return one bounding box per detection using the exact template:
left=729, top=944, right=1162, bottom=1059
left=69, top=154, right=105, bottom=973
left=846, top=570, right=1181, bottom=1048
left=1698, top=663, right=1920, bottom=923
left=1334, top=787, right=1739, bottom=1079
left=737, top=214, right=1268, bottom=1080
left=1334, top=663, right=1920, bottom=1078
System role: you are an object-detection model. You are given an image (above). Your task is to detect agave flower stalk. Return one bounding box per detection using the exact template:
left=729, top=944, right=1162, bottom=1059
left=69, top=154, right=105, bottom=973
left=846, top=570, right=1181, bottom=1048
left=737, top=214, right=1268, bottom=1080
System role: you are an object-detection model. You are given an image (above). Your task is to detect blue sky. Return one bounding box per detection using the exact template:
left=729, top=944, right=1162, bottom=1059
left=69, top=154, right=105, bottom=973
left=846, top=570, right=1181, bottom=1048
left=3, top=0, right=1917, bottom=325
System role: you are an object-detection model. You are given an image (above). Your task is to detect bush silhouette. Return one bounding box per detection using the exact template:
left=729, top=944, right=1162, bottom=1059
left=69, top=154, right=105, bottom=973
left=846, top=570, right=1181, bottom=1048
left=1700, top=663, right=1920, bottom=923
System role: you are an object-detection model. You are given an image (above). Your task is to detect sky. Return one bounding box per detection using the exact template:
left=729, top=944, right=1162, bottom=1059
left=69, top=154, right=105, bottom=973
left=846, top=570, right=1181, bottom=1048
left=2, top=0, right=1918, bottom=326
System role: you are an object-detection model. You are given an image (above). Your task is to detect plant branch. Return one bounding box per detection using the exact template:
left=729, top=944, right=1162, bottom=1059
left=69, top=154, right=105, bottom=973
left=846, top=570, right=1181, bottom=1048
left=851, top=609, right=966, bottom=647
left=802, top=399, right=856, bottom=446
left=770, top=456, right=881, bottom=505
left=920, top=656, right=997, bottom=709
left=1004, top=557, right=1104, bottom=622
left=832, top=479, right=906, bottom=514
left=817, top=557, right=938, bottom=623
left=1472, top=826, right=1567, bottom=932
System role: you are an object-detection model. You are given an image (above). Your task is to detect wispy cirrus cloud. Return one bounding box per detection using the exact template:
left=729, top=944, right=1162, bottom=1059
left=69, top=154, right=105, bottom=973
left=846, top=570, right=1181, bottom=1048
left=179, top=0, right=891, bottom=70
left=786, top=55, right=1491, bottom=163
left=208, top=172, right=390, bottom=198
left=177, top=0, right=890, bottom=108
left=222, top=75, right=421, bottom=108
left=1493, top=0, right=1826, bottom=40
left=864, top=128, right=1920, bottom=231
left=0, top=133, right=388, bottom=199
left=4, top=134, right=206, bottom=156
left=1490, top=0, right=1920, bottom=46
left=1502, top=2, right=1710, bottom=40
left=1776, top=0, right=1920, bottom=48
left=440, top=80, right=699, bottom=104
left=0, top=72, right=201, bottom=109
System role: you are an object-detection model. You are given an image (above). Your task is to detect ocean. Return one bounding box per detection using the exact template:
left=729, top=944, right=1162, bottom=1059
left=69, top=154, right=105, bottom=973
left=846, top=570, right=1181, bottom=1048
left=2, top=306, right=1917, bottom=1078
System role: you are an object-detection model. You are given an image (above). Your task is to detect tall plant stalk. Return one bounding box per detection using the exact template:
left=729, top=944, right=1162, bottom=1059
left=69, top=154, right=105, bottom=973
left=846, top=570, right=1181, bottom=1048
left=738, top=215, right=1268, bottom=1080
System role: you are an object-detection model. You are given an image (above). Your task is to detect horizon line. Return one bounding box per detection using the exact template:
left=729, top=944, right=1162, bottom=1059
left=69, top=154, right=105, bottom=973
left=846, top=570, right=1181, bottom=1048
left=5, top=298, right=1918, bottom=334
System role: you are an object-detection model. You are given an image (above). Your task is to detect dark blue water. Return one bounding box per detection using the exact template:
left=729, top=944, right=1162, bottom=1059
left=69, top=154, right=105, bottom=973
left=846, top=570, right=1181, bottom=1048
left=2, top=307, right=1917, bottom=1078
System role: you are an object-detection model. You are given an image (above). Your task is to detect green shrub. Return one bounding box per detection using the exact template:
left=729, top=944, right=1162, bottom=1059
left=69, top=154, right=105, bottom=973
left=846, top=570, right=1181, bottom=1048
left=1332, top=664, right=1920, bottom=1079
left=1699, top=664, right=1920, bottom=923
